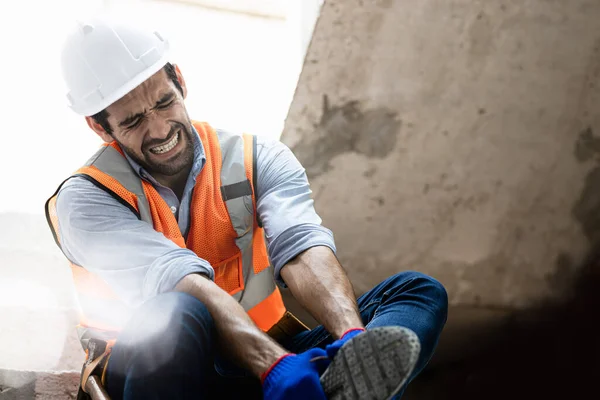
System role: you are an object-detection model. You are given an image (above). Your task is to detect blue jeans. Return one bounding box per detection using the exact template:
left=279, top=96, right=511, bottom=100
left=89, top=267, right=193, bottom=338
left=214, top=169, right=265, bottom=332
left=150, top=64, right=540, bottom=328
left=105, top=271, right=448, bottom=400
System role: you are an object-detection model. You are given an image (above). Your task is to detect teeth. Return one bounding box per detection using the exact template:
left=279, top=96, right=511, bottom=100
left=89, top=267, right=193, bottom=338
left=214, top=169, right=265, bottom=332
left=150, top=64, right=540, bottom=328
left=151, top=132, right=179, bottom=154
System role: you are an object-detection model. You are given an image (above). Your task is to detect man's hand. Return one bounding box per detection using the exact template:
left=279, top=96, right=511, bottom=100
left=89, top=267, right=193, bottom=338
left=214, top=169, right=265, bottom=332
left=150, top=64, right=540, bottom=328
left=261, top=348, right=330, bottom=400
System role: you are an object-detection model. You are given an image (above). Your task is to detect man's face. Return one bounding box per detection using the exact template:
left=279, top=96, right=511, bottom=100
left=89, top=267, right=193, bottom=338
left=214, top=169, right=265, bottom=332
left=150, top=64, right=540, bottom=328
left=97, top=67, right=194, bottom=179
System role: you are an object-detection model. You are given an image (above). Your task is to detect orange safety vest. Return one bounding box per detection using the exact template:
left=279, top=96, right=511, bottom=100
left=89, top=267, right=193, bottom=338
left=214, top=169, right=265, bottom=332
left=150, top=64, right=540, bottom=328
left=46, top=121, right=287, bottom=349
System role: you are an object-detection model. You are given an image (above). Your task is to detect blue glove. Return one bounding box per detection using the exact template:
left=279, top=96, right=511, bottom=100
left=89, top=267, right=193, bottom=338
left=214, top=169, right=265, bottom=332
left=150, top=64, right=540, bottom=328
left=325, top=328, right=365, bottom=358
left=262, top=348, right=331, bottom=400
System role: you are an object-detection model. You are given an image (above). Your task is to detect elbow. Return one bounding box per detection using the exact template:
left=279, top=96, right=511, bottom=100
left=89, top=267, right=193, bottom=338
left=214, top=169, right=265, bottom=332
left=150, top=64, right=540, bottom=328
left=174, top=273, right=211, bottom=294
left=143, top=251, right=215, bottom=300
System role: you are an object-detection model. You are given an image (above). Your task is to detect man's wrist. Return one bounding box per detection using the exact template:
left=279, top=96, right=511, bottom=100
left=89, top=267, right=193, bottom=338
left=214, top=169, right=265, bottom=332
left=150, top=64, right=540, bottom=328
left=261, top=353, right=294, bottom=383
left=341, top=327, right=365, bottom=340
left=252, top=344, right=289, bottom=379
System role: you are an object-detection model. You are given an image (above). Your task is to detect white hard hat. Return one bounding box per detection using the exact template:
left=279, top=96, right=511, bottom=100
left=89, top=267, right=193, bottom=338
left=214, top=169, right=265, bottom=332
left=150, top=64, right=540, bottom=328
left=61, top=16, right=171, bottom=116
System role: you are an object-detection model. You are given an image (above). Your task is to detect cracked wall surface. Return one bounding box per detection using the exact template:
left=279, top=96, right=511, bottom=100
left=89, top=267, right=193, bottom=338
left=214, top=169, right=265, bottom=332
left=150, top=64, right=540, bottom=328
left=282, top=0, right=600, bottom=309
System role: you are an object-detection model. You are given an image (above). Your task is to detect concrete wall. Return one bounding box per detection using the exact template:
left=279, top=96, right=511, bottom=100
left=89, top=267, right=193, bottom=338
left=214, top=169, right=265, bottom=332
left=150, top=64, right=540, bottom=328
left=282, top=0, right=600, bottom=309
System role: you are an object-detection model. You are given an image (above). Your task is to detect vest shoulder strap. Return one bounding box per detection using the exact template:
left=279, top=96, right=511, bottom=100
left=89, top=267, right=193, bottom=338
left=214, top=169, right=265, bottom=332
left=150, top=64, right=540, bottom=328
left=82, top=144, right=153, bottom=224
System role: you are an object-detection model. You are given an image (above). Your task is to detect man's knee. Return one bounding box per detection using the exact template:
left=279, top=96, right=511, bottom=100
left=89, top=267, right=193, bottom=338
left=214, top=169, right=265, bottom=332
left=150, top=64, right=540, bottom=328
left=387, top=271, right=448, bottom=321
left=106, top=292, right=216, bottom=396
left=119, top=291, right=214, bottom=348
left=157, top=291, right=213, bottom=326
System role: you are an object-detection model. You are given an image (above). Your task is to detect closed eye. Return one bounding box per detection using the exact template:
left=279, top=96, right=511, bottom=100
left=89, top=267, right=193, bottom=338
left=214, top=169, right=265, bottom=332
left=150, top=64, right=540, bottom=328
left=126, top=118, right=144, bottom=130
left=156, top=100, right=175, bottom=110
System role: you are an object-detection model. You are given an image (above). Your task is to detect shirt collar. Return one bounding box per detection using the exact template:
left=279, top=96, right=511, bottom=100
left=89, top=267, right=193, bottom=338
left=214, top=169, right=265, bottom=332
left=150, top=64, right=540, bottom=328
left=123, top=124, right=206, bottom=187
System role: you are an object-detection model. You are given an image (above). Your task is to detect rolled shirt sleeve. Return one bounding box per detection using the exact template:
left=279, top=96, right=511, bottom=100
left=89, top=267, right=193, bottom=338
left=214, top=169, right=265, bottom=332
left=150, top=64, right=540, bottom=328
left=255, top=137, right=337, bottom=286
left=55, top=177, right=214, bottom=308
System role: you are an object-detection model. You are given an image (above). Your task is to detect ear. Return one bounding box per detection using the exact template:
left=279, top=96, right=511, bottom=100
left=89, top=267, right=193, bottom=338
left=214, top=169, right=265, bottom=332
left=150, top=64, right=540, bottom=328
left=173, top=64, right=188, bottom=99
left=85, top=116, right=113, bottom=143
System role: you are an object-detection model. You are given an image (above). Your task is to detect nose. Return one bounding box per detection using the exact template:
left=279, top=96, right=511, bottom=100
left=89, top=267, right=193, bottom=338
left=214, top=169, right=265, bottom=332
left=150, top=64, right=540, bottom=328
left=146, top=115, right=172, bottom=141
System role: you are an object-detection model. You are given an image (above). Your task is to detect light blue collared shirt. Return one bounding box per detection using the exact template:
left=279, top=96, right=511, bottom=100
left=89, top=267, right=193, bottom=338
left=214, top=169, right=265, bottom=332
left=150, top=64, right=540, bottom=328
left=55, top=126, right=336, bottom=308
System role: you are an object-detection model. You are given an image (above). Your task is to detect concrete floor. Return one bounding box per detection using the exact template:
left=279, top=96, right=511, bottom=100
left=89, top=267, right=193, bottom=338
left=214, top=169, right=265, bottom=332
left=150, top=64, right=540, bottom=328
left=404, top=258, right=600, bottom=399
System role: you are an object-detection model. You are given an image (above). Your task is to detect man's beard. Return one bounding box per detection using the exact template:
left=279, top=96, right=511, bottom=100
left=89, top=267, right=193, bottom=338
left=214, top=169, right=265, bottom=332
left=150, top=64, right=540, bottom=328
left=118, top=121, right=195, bottom=177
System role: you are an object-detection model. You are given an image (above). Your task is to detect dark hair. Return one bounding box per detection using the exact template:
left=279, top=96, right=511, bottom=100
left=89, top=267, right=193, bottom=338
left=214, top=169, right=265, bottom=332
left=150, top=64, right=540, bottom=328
left=91, top=62, right=183, bottom=135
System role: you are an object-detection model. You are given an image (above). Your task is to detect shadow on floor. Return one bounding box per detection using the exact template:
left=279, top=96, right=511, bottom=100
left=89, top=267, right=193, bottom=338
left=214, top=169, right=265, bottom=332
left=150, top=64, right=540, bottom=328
left=404, top=252, right=600, bottom=400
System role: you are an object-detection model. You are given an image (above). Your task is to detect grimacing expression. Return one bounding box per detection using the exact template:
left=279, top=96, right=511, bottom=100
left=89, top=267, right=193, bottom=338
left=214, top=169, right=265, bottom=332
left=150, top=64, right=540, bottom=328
left=102, top=68, right=194, bottom=178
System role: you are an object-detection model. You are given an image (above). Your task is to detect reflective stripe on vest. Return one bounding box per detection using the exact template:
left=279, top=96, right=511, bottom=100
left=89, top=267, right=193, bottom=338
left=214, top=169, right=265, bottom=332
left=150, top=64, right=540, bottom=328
left=215, top=129, right=277, bottom=312
left=45, top=121, right=286, bottom=347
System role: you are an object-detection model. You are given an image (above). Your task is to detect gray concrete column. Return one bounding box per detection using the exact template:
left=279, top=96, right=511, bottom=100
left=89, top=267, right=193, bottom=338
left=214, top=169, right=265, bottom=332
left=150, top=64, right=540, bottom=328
left=282, top=0, right=600, bottom=309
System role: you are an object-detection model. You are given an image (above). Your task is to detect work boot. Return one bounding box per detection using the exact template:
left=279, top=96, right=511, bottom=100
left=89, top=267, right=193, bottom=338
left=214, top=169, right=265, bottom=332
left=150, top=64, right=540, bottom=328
left=319, top=327, right=420, bottom=400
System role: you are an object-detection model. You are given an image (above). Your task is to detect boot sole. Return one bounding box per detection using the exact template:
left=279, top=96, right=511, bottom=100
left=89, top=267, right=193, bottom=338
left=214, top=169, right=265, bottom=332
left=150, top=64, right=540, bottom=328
left=320, top=327, right=420, bottom=400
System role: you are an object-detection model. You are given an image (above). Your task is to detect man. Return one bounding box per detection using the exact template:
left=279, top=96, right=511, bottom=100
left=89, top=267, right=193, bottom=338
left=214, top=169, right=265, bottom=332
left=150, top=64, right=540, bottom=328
left=47, top=16, right=448, bottom=400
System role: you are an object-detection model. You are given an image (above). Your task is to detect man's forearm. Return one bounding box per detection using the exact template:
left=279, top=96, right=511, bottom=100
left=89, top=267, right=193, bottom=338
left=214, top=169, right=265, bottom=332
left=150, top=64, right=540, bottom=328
left=174, top=274, right=286, bottom=377
left=280, top=246, right=364, bottom=339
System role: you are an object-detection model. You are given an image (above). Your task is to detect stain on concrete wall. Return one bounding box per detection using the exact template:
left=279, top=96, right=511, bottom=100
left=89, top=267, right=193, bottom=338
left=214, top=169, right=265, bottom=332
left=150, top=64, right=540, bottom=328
left=290, top=94, right=401, bottom=179
left=574, top=127, right=600, bottom=162
left=573, top=127, right=600, bottom=245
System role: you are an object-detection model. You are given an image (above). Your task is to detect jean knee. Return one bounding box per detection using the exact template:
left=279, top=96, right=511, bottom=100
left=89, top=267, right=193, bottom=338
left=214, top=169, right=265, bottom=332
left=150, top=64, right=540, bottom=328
left=390, top=271, right=448, bottom=321
left=155, top=291, right=214, bottom=333
left=107, top=292, right=216, bottom=394
left=121, top=292, right=214, bottom=347
left=162, top=291, right=213, bottom=323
